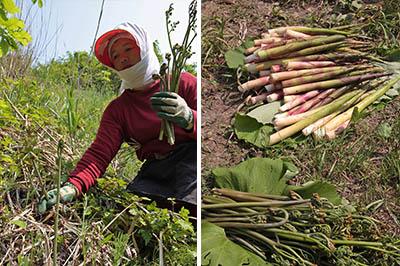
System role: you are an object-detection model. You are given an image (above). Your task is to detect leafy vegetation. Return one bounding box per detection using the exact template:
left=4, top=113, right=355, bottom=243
left=202, top=158, right=400, bottom=265
left=0, top=39, right=195, bottom=266
left=0, top=0, right=43, bottom=57
left=154, top=0, right=197, bottom=145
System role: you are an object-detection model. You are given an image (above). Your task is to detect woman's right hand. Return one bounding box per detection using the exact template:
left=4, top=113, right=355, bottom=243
left=38, top=182, right=77, bottom=214
left=150, top=91, right=194, bottom=130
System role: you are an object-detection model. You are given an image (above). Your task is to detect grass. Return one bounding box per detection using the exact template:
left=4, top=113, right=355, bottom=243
left=257, top=99, right=400, bottom=233
left=0, top=52, right=196, bottom=264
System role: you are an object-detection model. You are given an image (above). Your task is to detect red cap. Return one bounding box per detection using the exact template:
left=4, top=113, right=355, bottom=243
left=94, top=29, right=139, bottom=68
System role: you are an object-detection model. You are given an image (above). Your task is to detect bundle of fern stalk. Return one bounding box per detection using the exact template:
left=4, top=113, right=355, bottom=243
left=202, top=188, right=400, bottom=265
left=236, top=26, right=400, bottom=145
left=153, top=0, right=197, bottom=145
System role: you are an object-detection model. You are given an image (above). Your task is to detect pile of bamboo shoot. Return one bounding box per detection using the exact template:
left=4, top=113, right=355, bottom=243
left=238, top=26, right=399, bottom=145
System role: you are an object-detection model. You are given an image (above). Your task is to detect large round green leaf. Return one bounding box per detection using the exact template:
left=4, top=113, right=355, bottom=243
left=201, top=221, right=268, bottom=266
left=234, top=113, right=273, bottom=148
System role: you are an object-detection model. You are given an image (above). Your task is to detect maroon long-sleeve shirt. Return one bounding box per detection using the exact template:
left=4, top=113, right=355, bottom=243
left=68, top=72, right=197, bottom=194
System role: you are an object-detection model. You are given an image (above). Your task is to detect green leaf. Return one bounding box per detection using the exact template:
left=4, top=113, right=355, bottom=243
left=3, top=17, right=24, bottom=30
left=234, top=113, right=273, bottom=148
left=100, top=233, right=113, bottom=245
left=0, top=39, right=9, bottom=57
left=201, top=221, right=267, bottom=266
left=212, top=157, right=341, bottom=203
left=350, top=106, right=364, bottom=123
left=246, top=101, right=281, bottom=125
left=282, top=160, right=299, bottom=180
left=287, top=181, right=341, bottom=205
left=17, top=254, right=29, bottom=266
left=2, top=0, right=20, bottom=14
left=0, top=8, right=7, bottom=20
left=224, top=49, right=244, bottom=68
left=384, top=49, right=400, bottom=62
left=212, top=157, right=296, bottom=195
left=138, top=229, right=152, bottom=246
left=243, top=38, right=255, bottom=49
left=10, top=219, right=27, bottom=229
left=12, top=30, right=32, bottom=46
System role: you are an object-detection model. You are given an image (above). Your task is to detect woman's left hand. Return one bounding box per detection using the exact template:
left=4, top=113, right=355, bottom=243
left=150, top=92, right=194, bottom=130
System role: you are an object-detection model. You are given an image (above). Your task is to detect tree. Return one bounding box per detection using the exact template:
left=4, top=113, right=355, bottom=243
left=0, top=0, right=42, bottom=57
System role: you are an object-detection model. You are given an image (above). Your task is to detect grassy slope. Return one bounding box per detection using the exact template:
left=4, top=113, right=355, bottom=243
left=0, top=54, right=195, bottom=265
left=201, top=0, right=400, bottom=235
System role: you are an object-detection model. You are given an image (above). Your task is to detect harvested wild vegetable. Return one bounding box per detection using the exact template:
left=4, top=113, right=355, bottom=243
left=226, top=25, right=400, bottom=145
left=154, top=0, right=197, bottom=145
left=203, top=187, right=400, bottom=265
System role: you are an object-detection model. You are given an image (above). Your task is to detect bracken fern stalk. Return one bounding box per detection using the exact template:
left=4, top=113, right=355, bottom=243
left=53, top=140, right=63, bottom=266
left=155, top=0, right=197, bottom=145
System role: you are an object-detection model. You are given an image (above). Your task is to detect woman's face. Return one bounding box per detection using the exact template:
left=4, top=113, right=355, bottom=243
left=109, top=38, right=141, bottom=71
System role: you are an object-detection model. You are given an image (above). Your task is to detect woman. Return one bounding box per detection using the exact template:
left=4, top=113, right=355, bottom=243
left=38, top=22, right=197, bottom=216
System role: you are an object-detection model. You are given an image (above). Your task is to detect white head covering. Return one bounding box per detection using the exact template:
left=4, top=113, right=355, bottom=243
left=96, top=22, right=160, bottom=93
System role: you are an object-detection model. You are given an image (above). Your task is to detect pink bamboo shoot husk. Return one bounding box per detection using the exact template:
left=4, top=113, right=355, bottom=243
left=239, top=76, right=270, bottom=92
left=288, top=89, right=335, bottom=115
left=285, top=61, right=336, bottom=70
left=279, top=90, right=320, bottom=112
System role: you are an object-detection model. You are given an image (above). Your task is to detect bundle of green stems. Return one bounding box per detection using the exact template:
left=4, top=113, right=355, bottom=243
left=203, top=188, right=400, bottom=265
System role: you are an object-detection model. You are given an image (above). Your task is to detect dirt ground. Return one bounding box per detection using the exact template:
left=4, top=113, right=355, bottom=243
left=201, top=0, right=336, bottom=174
left=201, top=0, right=400, bottom=235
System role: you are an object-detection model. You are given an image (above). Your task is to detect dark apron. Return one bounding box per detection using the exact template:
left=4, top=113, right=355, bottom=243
left=126, top=141, right=197, bottom=217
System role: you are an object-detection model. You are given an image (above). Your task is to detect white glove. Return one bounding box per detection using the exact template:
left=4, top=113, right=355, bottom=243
left=150, top=92, right=194, bottom=130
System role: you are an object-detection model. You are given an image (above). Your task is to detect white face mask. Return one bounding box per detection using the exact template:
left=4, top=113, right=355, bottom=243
left=111, top=23, right=160, bottom=93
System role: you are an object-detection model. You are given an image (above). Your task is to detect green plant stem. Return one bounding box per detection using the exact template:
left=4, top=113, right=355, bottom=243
left=211, top=209, right=289, bottom=228
left=257, top=35, right=346, bottom=60
left=285, top=41, right=347, bottom=58
left=160, top=0, right=196, bottom=145
left=240, top=229, right=315, bottom=265
left=332, top=239, right=383, bottom=247
left=319, top=75, right=400, bottom=134
left=362, top=246, right=400, bottom=257
left=203, top=196, right=260, bottom=214
left=204, top=210, right=272, bottom=217
left=229, top=234, right=267, bottom=260
left=81, top=195, right=88, bottom=265
left=245, top=53, right=356, bottom=73
left=265, top=228, right=332, bottom=253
